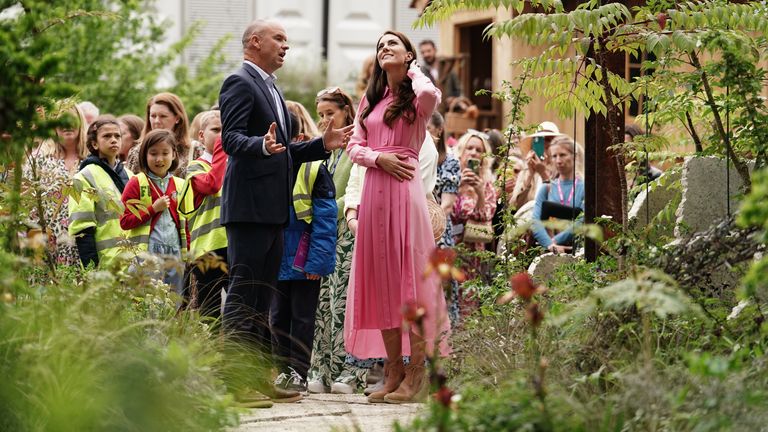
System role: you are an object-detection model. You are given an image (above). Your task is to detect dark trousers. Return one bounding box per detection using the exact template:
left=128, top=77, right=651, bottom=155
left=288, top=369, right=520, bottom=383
left=190, top=247, right=228, bottom=320
left=270, top=278, right=321, bottom=379
left=224, top=223, right=283, bottom=351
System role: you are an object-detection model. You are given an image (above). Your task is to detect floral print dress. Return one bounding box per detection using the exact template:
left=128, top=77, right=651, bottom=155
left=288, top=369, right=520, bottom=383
left=23, top=155, right=80, bottom=266
left=434, top=155, right=461, bottom=327
left=452, top=179, right=497, bottom=317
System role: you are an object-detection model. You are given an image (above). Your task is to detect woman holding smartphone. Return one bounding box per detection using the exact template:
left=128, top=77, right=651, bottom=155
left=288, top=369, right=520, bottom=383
left=452, top=129, right=497, bottom=251
left=530, top=136, right=585, bottom=253
left=511, top=121, right=560, bottom=210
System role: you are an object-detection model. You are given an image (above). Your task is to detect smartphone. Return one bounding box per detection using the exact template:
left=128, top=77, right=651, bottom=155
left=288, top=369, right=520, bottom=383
left=467, top=158, right=480, bottom=174
left=532, top=136, right=546, bottom=158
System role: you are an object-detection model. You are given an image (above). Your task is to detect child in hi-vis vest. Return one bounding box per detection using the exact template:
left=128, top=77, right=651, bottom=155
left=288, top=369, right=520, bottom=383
left=271, top=110, right=338, bottom=392
left=69, top=117, right=133, bottom=269
left=120, top=129, right=187, bottom=293
left=178, top=110, right=228, bottom=319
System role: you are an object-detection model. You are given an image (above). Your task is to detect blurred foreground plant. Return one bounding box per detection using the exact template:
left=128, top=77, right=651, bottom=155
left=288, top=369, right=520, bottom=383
left=0, top=249, right=248, bottom=431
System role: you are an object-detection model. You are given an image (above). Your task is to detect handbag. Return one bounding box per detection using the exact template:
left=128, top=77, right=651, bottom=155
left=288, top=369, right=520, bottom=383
left=541, top=201, right=582, bottom=221
left=427, top=198, right=447, bottom=241
left=462, top=219, right=493, bottom=244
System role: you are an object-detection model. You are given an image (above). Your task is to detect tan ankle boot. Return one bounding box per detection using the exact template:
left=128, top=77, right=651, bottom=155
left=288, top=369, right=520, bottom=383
left=383, top=363, right=428, bottom=403
left=367, top=359, right=405, bottom=403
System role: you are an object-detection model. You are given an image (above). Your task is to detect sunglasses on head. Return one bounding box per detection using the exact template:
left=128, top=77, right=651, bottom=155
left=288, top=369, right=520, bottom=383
left=316, top=86, right=343, bottom=98
left=466, top=128, right=489, bottom=140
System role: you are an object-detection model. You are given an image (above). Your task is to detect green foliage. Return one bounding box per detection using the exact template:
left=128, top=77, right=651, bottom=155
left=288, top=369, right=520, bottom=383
left=0, top=251, right=241, bottom=431
left=409, top=3, right=768, bottom=431
left=405, top=375, right=588, bottom=432
left=0, top=0, right=229, bottom=248
left=38, top=1, right=231, bottom=117
left=737, top=168, right=768, bottom=300
left=170, top=29, right=232, bottom=116
left=0, top=1, right=82, bottom=249
left=279, top=59, right=329, bottom=116
left=407, top=253, right=768, bottom=431
left=554, top=268, right=701, bottom=326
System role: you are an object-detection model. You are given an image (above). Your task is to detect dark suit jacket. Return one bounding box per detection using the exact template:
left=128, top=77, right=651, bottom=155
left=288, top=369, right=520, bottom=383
left=219, top=64, right=330, bottom=226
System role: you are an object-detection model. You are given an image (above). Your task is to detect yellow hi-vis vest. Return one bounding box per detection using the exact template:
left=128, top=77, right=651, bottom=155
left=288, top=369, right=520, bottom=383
left=178, top=160, right=227, bottom=260
left=126, top=173, right=187, bottom=259
left=292, top=161, right=321, bottom=223
left=68, top=164, right=134, bottom=268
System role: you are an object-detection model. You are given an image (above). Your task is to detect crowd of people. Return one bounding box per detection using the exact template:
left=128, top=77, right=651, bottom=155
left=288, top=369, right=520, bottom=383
left=20, top=18, right=661, bottom=408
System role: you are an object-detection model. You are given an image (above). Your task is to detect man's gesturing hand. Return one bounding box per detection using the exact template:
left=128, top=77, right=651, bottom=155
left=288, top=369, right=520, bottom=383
left=322, top=124, right=355, bottom=151
left=264, top=122, right=286, bottom=154
left=376, top=153, right=415, bottom=182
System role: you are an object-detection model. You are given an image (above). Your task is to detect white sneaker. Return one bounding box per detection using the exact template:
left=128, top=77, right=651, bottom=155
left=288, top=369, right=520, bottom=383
left=364, top=375, right=385, bottom=396
left=330, top=381, right=355, bottom=394
left=307, top=379, right=330, bottom=393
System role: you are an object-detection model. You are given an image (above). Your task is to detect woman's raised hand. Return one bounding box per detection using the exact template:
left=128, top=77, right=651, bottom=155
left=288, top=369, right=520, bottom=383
left=460, top=167, right=480, bottom=187
left=408, top=59, right=421, bottom=74
left=526, top=150, right=549, bottom=179
left=376, top=153, right=415, bottom=182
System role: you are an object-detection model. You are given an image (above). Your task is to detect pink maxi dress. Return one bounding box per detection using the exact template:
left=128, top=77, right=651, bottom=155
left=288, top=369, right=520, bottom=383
left=344, top=66, right=451, bottom=359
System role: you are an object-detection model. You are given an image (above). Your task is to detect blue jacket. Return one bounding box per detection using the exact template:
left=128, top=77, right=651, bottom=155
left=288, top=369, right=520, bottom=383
left=279, top=161, right=337, bottom=280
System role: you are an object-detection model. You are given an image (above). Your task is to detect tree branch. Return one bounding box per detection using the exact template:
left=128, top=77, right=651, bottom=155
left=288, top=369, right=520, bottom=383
left=689, top=51, right=752, bottom=191
left=684, top=111, right=703, bottom=153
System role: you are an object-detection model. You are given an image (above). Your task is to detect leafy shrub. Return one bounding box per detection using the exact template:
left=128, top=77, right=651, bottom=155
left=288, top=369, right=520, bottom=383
left=0, top=251, right=240, bottom=431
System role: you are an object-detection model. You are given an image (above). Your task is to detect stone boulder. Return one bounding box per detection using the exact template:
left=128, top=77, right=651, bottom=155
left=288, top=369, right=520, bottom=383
left=628, top=170, right=681, bottom=233
left=528, top=252, right=578, bottom=285
left=675, top=156, right=754, bottom=237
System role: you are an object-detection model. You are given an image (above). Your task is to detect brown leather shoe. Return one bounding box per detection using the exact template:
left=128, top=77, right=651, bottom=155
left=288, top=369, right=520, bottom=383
left=234, top=390, right=274, bottom=408
left=263, top=385, right=303, bottom=403
left=367, top=358, right=405, bottom=403
left=384, top=364, right=428, bottom=404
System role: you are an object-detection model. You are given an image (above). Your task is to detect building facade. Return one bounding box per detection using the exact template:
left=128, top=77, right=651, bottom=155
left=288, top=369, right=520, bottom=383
left=154, top=0, right=439, bottom=93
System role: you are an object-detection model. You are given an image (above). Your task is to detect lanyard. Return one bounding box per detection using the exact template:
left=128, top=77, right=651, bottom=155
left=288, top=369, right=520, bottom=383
left=556, top=178, right=577, bottom=206
left=148, top=177, right=165, bottom=197
left=327, top=149, right=343, bottom=175
left=148, top=175, right=176, bottom=200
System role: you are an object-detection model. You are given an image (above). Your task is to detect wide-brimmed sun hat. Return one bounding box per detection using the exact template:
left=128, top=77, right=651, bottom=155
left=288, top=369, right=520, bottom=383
left=518, top=121, right=562, bottom=155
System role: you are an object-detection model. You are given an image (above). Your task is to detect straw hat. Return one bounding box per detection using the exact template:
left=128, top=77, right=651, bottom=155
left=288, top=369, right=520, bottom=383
left=518, top=121, right=562, bottom=155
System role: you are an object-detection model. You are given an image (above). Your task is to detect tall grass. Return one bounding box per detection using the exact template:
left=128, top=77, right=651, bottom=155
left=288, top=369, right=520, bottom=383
left=0, top=251, right=242, bottom=431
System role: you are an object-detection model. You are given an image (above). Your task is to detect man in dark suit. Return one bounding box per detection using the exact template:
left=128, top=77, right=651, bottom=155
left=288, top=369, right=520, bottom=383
left=218, top=19, right=353, bottom=404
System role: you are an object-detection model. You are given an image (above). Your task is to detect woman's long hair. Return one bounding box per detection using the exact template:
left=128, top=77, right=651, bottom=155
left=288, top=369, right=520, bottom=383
left=286, top=100, right=321, bottom=138
left=359, top=31, right=417, bottom=132
left=355, top=55, right=376, bottom=102
left=141, top=92, right=190, bottom=159
left=37, top=103, right=89, bottom=160
left=455, top=130, right=495, bottom=182
left=429, top=111, right=447, bottom=163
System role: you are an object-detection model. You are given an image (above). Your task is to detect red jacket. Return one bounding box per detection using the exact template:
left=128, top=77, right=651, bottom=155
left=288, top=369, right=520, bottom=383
left=120, top=174, right=186, bottom=245
left=190, top=137, right=228, bottom=208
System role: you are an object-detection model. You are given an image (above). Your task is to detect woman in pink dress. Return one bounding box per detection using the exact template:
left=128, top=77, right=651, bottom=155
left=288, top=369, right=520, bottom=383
left=344, top=30, right=451, bottom=404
